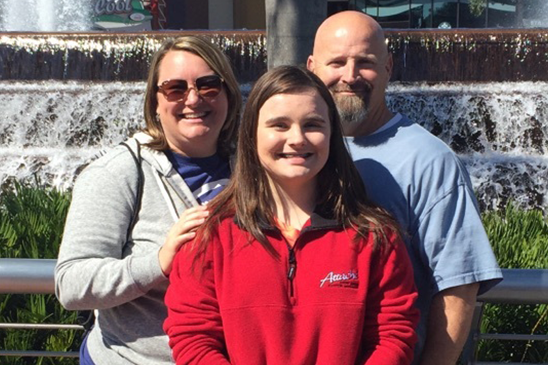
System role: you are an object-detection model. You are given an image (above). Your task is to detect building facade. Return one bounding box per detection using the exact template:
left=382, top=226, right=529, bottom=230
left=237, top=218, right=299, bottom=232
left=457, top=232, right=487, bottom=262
left=343, top=0, right=548, bottom=29
left=160, top=0, right=547, bottom=30
left=162, top=0, right=265, bottom=30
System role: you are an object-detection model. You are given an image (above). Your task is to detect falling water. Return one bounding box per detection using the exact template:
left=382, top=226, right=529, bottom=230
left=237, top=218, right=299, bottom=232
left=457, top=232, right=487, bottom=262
left=387, top=82, right=548, bottom=212
left=0, top=30, right=547, bottom=213
left=0, top=33, right=267, bottom=82
left=0, top=0, right=92, bottom=32
left=0, top=79, right=546, bottom=213
left=0, top=81, right=143, bottom=188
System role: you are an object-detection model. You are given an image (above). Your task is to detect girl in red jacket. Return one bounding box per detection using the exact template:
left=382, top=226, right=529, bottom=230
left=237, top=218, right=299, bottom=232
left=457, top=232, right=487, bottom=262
left=164, top=66, right=419, bottom=365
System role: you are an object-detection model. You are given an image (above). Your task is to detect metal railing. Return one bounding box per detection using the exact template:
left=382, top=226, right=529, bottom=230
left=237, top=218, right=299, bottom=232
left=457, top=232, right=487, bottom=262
left=462, top=269, right=548, bottom=365
left=0, top=259, right=82, bottom=358
left=1, top=259, right=548, bottom=362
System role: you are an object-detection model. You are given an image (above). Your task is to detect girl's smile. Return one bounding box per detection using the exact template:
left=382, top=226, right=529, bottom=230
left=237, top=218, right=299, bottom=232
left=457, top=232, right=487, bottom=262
left=256, top=89, right=331, bottom=190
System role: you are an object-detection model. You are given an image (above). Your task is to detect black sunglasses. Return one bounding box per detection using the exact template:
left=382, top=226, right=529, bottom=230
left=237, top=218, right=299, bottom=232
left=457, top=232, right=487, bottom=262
left=157, top=75, right=224, bottom=102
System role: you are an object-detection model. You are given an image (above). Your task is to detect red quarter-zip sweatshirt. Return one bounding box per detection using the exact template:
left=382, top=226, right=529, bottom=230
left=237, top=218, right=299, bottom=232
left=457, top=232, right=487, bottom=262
left=164, top=213, right=419, bottom=365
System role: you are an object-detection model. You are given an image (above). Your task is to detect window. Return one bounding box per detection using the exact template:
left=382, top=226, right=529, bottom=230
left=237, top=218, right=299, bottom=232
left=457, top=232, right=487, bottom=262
left=459, top=0, right=487, bottom=28
left=341, top=0, right=548, bottom=29
left=411, top=0, right=433, bottom=28
left=360, top=0, right=410, bottom=28
left=432, top=0, right=458, bottom=28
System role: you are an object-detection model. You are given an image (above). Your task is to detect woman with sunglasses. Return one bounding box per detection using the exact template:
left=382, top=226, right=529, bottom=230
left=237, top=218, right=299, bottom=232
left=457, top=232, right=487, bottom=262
left=164, top=66, right=419, bottom=364
left=55, top=35, right=241, bottom=365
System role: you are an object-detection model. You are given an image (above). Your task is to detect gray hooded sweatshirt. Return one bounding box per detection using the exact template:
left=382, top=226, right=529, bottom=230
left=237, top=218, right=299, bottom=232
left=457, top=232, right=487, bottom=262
left=55, top=133, right=200, bottom=364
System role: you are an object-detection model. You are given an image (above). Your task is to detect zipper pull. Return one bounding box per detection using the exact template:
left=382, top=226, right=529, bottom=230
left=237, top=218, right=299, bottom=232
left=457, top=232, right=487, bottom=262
left=287, top=249, right=296, bottom=280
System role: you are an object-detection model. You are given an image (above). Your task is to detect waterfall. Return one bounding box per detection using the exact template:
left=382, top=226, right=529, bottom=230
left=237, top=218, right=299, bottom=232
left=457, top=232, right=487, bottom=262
left=0, top=0, right=92, bottom=32
left=387, top=82, right=548, bottom=211
left=0, top=30, right=546, bottom=213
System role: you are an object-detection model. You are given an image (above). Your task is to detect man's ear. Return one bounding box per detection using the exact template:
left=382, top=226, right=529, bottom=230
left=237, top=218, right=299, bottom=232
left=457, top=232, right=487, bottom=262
left=306, top=55, right=315, bottom=72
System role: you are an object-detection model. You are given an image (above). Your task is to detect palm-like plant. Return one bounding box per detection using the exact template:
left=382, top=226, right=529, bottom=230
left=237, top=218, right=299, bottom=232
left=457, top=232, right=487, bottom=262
left=0, top=182, right=79, bottom=365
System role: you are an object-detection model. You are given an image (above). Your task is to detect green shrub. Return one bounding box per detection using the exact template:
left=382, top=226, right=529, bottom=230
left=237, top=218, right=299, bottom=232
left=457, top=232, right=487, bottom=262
left=477, top=203, right=548, bottom=363
left=0, top=182, right=78, bottom=365
left=0, top=181, right=70, bottom=258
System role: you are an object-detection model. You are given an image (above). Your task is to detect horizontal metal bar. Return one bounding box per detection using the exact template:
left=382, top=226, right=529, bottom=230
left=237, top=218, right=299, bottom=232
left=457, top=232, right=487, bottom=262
left=0, top=350, right=78, bottom=358
left=0, top=259, right=56, bottom=294
left=478, top=269, right=548, bottom=304
left=1, top=261, right=546, bottom=305
left=0, top=323, right=83, bottom=330
left=478, top=333, right=548, bottom=341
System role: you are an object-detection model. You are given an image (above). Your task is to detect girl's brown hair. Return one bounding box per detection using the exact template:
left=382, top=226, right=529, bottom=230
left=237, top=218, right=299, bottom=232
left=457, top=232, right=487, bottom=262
left=143, top=35, right=241, bottom=158
left=192, top=65, right=399, bottom=261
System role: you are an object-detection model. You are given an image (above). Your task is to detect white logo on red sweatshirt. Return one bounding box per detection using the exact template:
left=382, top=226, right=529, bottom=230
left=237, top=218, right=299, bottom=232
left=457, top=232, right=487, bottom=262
left=319, top=271, right=359, bottom=288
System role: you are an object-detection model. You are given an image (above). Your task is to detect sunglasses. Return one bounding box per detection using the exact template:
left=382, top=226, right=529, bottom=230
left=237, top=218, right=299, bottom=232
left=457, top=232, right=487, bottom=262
left=157, top=75, right=224, bottom=102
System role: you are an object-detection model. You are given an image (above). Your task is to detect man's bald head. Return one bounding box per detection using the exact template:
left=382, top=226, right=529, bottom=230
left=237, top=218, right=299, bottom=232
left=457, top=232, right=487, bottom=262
left=307, top=11, right=393, bottom=136
left=312, top=11, right=388, bottom=61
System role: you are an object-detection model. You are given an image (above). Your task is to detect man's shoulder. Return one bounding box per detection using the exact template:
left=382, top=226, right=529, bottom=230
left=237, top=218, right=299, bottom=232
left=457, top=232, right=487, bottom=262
left=349, top=116, right=457, bottom=164
left=348, top=115, right=473, bottom=202
left=390, top=116, right=453, bottom=154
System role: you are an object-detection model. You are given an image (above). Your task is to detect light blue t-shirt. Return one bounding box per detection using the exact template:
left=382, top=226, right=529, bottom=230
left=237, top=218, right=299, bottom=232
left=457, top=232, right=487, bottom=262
left=346, top=114, right=503, bottom=362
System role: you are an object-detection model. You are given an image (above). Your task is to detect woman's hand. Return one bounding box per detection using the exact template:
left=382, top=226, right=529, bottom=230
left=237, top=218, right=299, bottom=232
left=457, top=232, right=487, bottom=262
left=159, top=205, right=209, bottom=275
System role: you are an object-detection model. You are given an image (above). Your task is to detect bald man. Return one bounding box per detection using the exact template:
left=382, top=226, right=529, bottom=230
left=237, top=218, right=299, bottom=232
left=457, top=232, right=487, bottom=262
left=308, top=11, right=502, bottom=365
